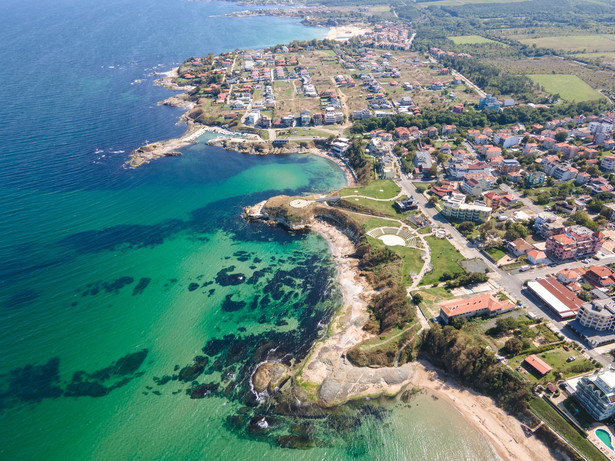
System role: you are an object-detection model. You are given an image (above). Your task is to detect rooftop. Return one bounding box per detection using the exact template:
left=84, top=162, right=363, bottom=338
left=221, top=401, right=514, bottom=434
left=524, top=354, right=552, bottom=376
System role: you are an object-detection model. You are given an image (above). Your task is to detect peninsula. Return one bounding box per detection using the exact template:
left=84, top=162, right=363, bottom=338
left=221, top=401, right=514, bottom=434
left=135, top=2, right=615, bottom=459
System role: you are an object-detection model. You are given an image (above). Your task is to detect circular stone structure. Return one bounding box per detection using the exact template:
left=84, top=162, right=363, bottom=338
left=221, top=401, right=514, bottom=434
left=378, top=234, right=406, bottom=247
left=289, top=199, right=310, bottom=209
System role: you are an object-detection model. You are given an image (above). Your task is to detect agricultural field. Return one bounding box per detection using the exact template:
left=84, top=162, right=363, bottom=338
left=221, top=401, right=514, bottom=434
left=449, top=35, right=502, bottom=45
left=493, top=55, right=615, bottom=95
left=418, top=0, right=526, bottom=6
left=528, top=74, right=604, bottom=102
left=520, top=34, right=615, bottom=53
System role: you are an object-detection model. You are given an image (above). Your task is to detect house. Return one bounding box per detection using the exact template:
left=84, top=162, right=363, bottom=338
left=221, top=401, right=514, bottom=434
left=507, top=238, right=534, bottom=257
left=395, top=127, right=411, bottom=141
left=585, top=265, right=615, bottom=288
left=523, top=354, right=552, bottom=376
left=576, top=172, right=591, bottom=185
left=557, top=268, right=582, bottom=284
left=527, top=250, right=549, bottom=265
left=499, top=158, right=521, bottom=174
left=439, top=293, right=514, bottom=324
left=429, top=181, right=456, bottom=198
left=527, top=277, right=583, bottom=319
left=442, top=124, right=457, bottom=136
left=414, top=151, right=433, bottom=171
left=575, top=368, right=615, bottom=420
left=479, top=94, right=501, bottom=110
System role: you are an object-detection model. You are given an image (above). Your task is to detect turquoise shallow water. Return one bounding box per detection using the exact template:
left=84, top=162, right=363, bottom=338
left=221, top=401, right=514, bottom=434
left=0, top=0, right=498, bottom=459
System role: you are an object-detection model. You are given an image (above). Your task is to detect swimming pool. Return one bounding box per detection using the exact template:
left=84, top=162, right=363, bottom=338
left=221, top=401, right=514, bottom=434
left=596, top=429, right=614, bottom=450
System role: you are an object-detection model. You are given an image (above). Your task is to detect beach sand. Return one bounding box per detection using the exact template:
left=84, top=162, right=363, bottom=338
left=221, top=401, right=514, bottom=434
left=303, top=220, right=555, bottom=461
left=326, top=24, right=371, bottom=41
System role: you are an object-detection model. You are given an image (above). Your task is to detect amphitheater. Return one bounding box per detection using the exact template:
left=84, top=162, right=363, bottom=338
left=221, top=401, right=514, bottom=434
left=366, top=226, right=417, bottom=248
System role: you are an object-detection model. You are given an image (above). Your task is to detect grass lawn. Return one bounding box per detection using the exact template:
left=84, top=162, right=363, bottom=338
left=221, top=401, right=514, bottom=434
left=562, top=397, right=595, bottom=430
left=529, top=398, right=607, bottom=461
left=347, top=214, right=401, bottom=232
left=522, top=34, right=615, bottom=53
left=528, top=74, right=604, bottom=102
left=415, top=286, right=455, bottom=319
left=390, top=246, right=425, bottom=286
left=449, top=35, right=502, bottom=45
left=509, top=348, right=594, bottom=383
left=422, top=236, right=465, bottom=286
left=484, top=246, right=507, bottom=262
left=339, top=179, right=401, bottom=199
left=418, top=227, right=431, bottom=235
left=347, top=197, right=403, bottom=217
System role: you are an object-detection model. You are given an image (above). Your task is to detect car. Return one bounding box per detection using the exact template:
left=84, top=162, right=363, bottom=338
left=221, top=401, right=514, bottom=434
left=593, top=255, right=600, bottom=260
left=549, top=263, right=558, bottom=268
left=563, top=345, right=570, bottom=351
left=582, top=259, right=591, bottom=264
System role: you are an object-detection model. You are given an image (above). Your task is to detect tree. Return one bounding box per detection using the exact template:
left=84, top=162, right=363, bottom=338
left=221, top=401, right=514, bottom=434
left=412, top=293, right=423, bottom=305
left=505, top=337, right=523, bottom=355
left=534, top=193, right=550, bottom=205
left=504, top=222, right=528, bottom=241
left=587, top=165, right=600, bottom=177
left=587, top=199, right=604, bottom=213
left=428, top=196, right=439, bottom=207
left=385, top=120, right=396, bottom=132
left=578, top=291, right=592, bottom=302
left=427, top=165, right=438, bottom=178
left=458, top=221, right=475, bottom=236
left=554, top=131, right=568, bottom=142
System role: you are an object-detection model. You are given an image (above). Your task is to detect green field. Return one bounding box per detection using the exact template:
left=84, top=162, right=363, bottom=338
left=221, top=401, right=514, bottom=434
left=449, top=35, right=502, bottom=45
left=422, top=236, right=465, bottom=286
left=529, top=398, right=607, bottom=461
left=522, top=34, right=615, bottom=52
left=528, top=74, right=603, bottom=102
left=339, top=179, right=401, bottom=199
left=414, top=286, right=455, bottom=318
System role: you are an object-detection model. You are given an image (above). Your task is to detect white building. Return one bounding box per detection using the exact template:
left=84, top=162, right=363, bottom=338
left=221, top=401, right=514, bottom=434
left=576, top=368, right=615, bottom=420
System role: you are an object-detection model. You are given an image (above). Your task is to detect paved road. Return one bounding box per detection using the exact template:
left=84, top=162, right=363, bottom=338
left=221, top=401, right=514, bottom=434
left=396, top=176, right=613, bottom=365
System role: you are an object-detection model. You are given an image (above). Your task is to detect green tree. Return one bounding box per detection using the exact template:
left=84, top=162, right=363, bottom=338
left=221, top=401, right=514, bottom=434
left=505, top=337, right=523, bottom=355
left=428, top=196, right=439, bottom=207
left=554, top=131, right=568, bottom=142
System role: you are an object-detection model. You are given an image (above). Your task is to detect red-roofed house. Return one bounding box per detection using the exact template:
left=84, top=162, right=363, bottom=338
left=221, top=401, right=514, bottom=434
left=524, top=354, right=553, bottom=376
left=557, top=268, right=582, bottom=284
left=527, top=249, right=549, bottom=265
left=585, top=265, right=615, bottom=287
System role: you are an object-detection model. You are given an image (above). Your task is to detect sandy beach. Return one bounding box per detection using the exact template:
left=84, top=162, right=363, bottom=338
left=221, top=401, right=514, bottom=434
left=302, top=220, right=554, bottom=461
left=326, top=24, right=371, bottom=41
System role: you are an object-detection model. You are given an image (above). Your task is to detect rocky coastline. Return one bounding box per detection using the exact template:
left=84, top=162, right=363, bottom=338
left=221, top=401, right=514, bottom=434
left=244, top=196, right=554, bottom=461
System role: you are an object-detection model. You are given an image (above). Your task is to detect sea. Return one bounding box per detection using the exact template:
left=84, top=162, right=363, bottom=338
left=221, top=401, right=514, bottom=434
left=0, top=0, right=499, bottom=459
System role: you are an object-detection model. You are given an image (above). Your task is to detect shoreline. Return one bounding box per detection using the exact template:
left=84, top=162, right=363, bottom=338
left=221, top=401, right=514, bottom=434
left=302, top=219, right=554, bottom=461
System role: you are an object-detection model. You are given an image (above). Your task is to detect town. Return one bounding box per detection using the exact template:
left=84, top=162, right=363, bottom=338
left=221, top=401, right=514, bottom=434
left=173, top=20, right=615, bottom=460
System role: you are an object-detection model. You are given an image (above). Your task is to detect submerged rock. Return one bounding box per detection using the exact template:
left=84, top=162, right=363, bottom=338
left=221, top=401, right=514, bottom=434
left=189, top=382, right=218, bottom=399
left=178, top=356, right=208, bottom=382
left=277, top=435, right=316, bottom=450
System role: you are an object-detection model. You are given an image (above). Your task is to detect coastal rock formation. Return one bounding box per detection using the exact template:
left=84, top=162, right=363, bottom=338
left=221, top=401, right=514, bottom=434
left=251, top=361, right=289, bottom=394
